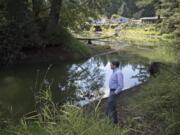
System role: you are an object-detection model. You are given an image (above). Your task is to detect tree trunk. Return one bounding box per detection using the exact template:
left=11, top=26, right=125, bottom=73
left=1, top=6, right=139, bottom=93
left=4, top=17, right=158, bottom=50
left=32, top=0, right=40, bottom=17
left=46, top=0, right=62, bottom=34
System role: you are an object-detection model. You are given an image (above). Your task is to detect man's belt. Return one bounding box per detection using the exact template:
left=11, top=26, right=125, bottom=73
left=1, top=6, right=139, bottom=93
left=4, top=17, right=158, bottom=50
left=110, top=89, right=116, bottom=92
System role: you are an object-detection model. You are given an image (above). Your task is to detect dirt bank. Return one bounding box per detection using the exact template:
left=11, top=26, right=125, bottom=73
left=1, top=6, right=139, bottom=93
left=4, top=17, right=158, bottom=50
left=18, top=44, right=114, bottom=64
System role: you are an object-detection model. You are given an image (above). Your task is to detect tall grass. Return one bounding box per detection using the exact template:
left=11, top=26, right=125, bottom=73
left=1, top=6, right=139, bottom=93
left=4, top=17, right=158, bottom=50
left=1, top=75, right=124, bottom=135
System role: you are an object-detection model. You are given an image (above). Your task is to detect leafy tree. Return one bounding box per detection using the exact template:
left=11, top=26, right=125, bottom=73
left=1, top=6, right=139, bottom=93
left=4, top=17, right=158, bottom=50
left=46, top=0, right=63, bottom=34
left=105, top=0, right=123, bottom=18
left=134, top=0, right=160, bottom=17
left=32, top=0, right=47, bottom=18
left=60, top=0, right=109, bottom=30
left=105, top=0, right=137, bottom=18
left=0, top=0, right=110, bottom=64
left=159, top=0, right=180, bottom=36
left=5, top=0, right=30, bottom=22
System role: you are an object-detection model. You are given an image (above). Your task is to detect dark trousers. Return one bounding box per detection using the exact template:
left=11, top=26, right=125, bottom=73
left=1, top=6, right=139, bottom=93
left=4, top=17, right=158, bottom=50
left=106, top=91, right=118, bottom=124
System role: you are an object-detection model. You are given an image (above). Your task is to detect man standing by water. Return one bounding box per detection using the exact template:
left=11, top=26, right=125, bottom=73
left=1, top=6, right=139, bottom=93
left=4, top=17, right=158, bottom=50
left=106, top=60, right=124, bottom=124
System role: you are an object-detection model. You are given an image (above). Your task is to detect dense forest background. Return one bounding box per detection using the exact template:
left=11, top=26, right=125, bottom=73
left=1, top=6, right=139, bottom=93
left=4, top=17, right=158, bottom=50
left=106, top=0, right=180, bottom=35
left=0, top=0, right=179, bottom=65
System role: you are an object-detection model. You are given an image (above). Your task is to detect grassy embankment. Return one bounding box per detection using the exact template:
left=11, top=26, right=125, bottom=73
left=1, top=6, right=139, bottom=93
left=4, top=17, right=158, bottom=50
left=118, top=25, right=175, bottom=47
left=24, top=27, right=91, bottom=62
left=12, top=26, right=114, bottom=64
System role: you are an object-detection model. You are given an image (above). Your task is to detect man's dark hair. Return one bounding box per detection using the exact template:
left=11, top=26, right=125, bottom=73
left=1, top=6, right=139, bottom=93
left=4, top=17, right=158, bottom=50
left=111, top=60, right=120, bottom=67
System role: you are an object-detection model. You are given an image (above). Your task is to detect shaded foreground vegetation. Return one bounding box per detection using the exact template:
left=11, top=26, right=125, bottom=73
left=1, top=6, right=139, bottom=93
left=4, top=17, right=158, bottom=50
left=1, top=72, right=179, bottom=135
left=0, top=84, right=122, bottom=135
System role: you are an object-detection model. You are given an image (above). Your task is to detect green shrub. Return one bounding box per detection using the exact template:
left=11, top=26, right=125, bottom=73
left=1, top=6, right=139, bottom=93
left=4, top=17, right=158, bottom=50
left=0, top=20, right=40, bottom=65
left=0, top=20, right=89, bottom=65
left=45, top=26, right=90, bottom=57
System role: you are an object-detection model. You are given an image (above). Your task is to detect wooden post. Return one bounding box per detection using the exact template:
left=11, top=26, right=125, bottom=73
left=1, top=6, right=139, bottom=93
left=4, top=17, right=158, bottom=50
left=88, top=39, right=92, bottom=44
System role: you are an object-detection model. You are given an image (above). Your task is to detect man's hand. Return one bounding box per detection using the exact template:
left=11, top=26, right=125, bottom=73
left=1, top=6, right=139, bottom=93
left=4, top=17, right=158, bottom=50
left=110, top=91, right=116, bottom=96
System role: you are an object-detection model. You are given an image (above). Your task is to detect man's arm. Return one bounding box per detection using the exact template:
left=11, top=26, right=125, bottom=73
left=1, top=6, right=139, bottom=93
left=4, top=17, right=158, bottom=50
left=114, top=72, right=124, bottom=95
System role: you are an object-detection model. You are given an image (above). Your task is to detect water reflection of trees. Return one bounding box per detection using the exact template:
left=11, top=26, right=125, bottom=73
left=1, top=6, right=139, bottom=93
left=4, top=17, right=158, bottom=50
left=57, top=53, right=149, bottom=105
left=58, top=57, right=105, bottom=103
left=99, top=52, right=149, bottom=83
left=0, top=50, right=151, bottom=115
left=131, top=65, right=149, bottom=83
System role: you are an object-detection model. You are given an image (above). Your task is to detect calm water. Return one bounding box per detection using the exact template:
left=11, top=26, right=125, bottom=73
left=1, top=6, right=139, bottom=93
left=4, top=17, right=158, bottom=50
left=0, top=51, right=149, bottom=118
